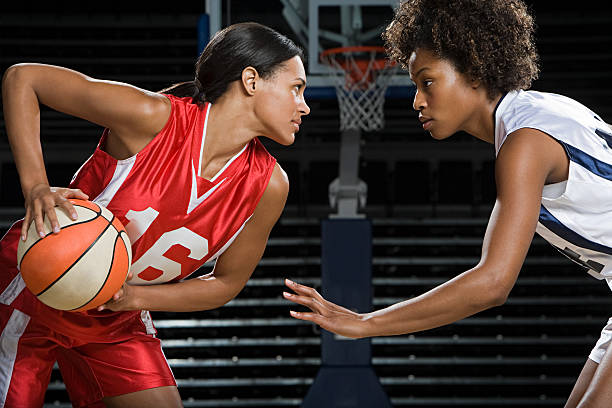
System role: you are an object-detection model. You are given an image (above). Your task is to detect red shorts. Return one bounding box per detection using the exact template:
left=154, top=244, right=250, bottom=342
left=0, top=305, right=176, bottom=408
left=0, top=223, right=176, bottom=407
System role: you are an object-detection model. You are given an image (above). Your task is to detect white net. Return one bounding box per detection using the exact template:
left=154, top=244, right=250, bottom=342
left=321, top=47, right=398, bottom=132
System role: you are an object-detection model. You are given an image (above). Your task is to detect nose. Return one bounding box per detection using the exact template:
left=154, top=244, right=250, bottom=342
left=300, top=97, right=311, bottom=116
left=413, top=89, right=426, bottom=111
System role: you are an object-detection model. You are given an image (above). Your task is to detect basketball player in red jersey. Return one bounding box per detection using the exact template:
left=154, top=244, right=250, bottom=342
left=0, top=22, right=309, bottom=407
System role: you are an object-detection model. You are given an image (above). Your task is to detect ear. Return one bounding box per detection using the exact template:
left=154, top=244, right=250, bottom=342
left=470, top=76, right=481, bottom=89
left=241, top=66, right=259, bottom=96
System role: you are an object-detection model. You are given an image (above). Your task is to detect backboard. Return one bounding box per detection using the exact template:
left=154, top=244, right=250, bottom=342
left=280, top=0, right=412, bottom=98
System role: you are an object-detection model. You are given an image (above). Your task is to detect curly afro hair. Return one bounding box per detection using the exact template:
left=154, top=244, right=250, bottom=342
left=383, top=0, right=540, bottom=99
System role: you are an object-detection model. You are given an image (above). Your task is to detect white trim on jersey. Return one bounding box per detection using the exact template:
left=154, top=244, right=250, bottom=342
left=0, top=309, right=30, bottom=406
left=196, top=102, right=249, bottom=182
left=93, top=157, right=137, bottom=207
left=70, top=153, right=95, bottom=184
left=140, top=310, right=156, bottom=336
left=197, top=102, right=212, bottom=177
left=209, top=143, right=249, bottom=183
left=0, top=275, right=26, bottom=306
left=188, top=161, right=227, bottom=214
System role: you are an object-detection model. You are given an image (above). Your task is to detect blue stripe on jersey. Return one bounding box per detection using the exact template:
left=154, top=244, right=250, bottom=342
left=595, top=128, right=612, bottom=149
left=539, top=205, right=612, bottom=256
left=563, top=142, right=612, bottom=181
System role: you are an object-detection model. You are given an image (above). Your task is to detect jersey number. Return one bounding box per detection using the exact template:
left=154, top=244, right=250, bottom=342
left=124, top=207, right=209, bottom=284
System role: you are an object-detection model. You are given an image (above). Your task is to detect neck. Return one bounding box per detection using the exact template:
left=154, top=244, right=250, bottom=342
left=202, top=93, right=258, bottom=171
left=463, top=92, right=503, bottom=144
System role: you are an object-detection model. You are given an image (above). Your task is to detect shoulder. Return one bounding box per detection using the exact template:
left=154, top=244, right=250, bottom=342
left=496, top=90, right=597, bottom=154
left=508, top=90, right=593, bottom=126
left=262, top=163, right=289, bottom=203
left=238, top=162, right=288, bottom=236
left=252, top=163, right=289, bottom=219
left=161, top=94, right=206, bottom=121
left=496, top=127, right=567, bottom=187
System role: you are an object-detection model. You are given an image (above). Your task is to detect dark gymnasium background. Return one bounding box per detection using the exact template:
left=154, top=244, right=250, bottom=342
left=1, top=1, right=612, bottom=407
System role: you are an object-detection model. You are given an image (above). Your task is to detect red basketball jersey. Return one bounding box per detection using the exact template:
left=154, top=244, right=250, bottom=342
left=0, top=95, right=276, bottom=339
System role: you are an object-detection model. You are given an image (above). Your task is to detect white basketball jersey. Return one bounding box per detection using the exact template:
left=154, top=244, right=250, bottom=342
left=495, top=90, right=612, bottom=286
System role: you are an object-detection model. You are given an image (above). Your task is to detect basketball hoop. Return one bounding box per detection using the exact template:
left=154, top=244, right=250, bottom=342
left=320, top=46, right=398, bottom=132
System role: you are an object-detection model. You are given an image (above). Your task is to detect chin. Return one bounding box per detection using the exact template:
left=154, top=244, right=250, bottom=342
left=274, top=134, right=295, bottom=146
left=429, top=130, right=452, bottom=140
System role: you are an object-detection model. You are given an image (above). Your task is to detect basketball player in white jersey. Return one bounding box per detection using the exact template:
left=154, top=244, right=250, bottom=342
left=284, top=1, right=612, bottom=406
left=1, top=23, right=309, bottom=407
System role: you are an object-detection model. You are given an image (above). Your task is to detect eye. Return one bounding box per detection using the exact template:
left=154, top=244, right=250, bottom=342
left=423, top=80, right=433, bottom=87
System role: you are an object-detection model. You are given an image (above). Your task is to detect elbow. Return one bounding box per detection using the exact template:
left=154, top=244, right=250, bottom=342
left=487, top=288, right=510, bottom=307
left=482, top=278, right=513, bottom=308
left=471, top=274, right=513, bottom=310
left=2, top=64, right=32, bottom=99
left=3, top=63, right=28, bottom=85
left=2, top=64, right=20, bottom=95
left=215, top=285, right=243, bottom=309
left=472, top=286, right=508, bottom=311
left=469, top=263, right=518, bottom=310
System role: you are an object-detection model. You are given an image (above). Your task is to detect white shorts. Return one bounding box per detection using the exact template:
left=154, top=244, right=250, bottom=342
left=589, top=317, right=612, bottom=364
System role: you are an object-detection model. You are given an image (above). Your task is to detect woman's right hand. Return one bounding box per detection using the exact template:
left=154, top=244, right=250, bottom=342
left=22, top=183, right=89, bottom=241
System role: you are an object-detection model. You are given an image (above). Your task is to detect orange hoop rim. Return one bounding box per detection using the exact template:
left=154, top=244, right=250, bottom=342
left=320, top=45, right=387, bottom=58
left=319, top=46, right=395, bottom=76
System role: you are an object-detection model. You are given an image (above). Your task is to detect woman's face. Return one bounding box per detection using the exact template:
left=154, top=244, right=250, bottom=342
left=408, top=48, right=480, bottom=140
left=254, top=56, right=310, bottom=145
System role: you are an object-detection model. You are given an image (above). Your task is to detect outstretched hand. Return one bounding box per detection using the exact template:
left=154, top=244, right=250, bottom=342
left=283, top=279, right=371, bottom=339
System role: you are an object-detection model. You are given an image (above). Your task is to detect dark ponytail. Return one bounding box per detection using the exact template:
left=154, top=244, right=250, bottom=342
left=160, top=22, right=303, bottom=104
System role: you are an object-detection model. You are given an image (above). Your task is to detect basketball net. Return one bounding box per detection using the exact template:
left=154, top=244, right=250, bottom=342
left=320, top=46, right=398, bottom=132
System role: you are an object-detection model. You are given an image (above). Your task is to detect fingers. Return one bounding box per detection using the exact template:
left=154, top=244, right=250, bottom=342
left=58, top=188, right=89, bottom=219
left=42, top=198, right=61, bottom=235
left=57, top=195, right=78, bottom=221
left=70, top=188, right=89, bottom=200
left=24, top=187, right=89, bottom=239
left=285, top=279, right=355, bottom=315
left=290, top=310, right=326, bottom=327
left=32, top=200, right=47, bottom=239
left=21, top=208, right=32, bottom=241
left=285, top=278, right=322, bottom=298
left=283, top=291, right=323, bottom=314
left=97, top=287, right=124, bottom=311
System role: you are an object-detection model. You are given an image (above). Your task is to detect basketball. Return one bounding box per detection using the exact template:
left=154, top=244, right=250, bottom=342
left=17, top=199, right=132, bottom=312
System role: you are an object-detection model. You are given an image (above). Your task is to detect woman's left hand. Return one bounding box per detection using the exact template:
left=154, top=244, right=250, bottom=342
left=283, top=279, right=372, bottom=339
left=97, top=272, right=138, bottom=312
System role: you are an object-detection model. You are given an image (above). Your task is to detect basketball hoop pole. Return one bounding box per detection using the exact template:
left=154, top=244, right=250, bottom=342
left=301, top=48, right=393, bottom=408
left=329, top=128, right=367, bottom=219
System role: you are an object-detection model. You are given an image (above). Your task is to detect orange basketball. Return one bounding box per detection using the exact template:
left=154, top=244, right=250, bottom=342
left=17, top=199, right=132, bottom=312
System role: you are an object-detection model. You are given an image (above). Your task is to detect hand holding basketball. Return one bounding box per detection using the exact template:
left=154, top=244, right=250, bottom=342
left=96, top=271, right=137, bottom=312
left=17, top=199, right=132, bottom=312
left=22, top=183, right=90, bottom=241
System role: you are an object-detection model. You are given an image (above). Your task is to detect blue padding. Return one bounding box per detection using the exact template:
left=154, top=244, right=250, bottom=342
left=197, top=14, right=210, bottom=55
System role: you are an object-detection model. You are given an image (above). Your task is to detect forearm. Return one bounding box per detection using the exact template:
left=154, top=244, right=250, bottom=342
left=130, top=273, right=240, bottom=312
left=363, top=266, right=506, bottom=337
left=2, top=65, right=49, bottom=194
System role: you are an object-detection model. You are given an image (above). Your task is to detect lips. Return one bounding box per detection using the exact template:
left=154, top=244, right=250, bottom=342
left=291, top=120, right=301, bottom=132
left=419, top=115, right=433, bottom=130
